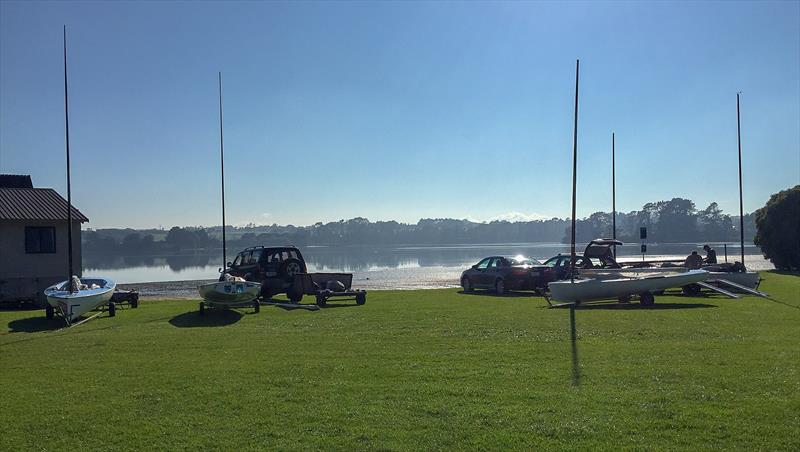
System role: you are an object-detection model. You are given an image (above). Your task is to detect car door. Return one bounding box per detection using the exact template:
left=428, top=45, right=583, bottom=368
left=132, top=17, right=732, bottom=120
left=486, top=257, right=504, bottom=285
left=471, top=258, right=491, bottom=287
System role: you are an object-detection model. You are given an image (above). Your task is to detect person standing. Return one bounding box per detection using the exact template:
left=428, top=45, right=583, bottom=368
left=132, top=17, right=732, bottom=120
left=703, top=245, right=718, bottom=264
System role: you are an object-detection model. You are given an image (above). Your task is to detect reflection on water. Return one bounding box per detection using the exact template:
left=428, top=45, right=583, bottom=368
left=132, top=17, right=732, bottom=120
left=84, top=242, right=772, bottom=285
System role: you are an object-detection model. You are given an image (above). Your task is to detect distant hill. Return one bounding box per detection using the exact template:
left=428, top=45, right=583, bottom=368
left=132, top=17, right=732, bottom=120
left=82, top=197, right=756, bottom=254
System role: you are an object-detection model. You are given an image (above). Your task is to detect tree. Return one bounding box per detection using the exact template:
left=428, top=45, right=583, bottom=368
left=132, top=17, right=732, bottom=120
left=754, top=185, right=800, bottom=270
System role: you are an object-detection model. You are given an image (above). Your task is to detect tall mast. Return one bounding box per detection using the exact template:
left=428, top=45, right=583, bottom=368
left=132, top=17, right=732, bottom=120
left=736, top=93, right=744, bottom=266
left=63, top=26, right=74, bottom=291
left=612, top=131, right=616, bottom=258
left=570, top=59, right=579, bottom=283
left=219, top=72, right=227, bottom=267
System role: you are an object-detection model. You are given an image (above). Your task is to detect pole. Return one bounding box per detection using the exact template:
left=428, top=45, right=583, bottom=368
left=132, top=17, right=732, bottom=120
left=570, top=59, right=579, bottom=283
left=737, top=93, right=745, bottom=266
left=724, top=243, right=728, bottom=263
left=63, top=26, right=74, bottom=292
left=219, top=72, right=227, bottom=268
left=612, top=132, right=616, bottom=259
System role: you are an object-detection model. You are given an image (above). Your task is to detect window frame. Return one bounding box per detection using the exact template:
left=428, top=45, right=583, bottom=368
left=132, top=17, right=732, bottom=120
left=25, top=226, right=57, bottom=254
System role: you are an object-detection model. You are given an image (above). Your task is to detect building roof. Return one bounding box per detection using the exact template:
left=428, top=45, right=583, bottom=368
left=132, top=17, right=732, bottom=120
left=0, top=174, right=34, bottom=188
left=0, top=188, right=89, bottom=222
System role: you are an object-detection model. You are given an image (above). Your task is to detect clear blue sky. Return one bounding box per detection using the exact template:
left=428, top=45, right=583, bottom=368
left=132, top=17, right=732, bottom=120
left=1, top=1, right=798, bottom=229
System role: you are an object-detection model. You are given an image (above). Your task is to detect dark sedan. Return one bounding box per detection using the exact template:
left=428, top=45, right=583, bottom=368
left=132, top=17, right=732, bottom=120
left=460, top=256, right=555, bottom=294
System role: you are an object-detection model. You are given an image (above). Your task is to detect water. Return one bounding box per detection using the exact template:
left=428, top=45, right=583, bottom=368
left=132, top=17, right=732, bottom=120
left=84, top=242, right=773, bottom=290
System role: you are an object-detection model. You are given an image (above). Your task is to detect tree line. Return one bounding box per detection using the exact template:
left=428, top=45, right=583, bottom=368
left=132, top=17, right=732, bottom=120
left=83, top=197, right=756, bottom=254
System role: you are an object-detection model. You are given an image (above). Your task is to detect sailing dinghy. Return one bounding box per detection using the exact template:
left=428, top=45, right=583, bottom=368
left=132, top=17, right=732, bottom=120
left=45, top=277, right=116, bottom=324
left=197, top=72, right=261, bottom=314
left=43, top=28, right=117, bottom=326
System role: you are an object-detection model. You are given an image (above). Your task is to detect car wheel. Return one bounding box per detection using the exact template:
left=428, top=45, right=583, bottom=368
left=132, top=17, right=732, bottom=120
left=461, top=277, right=473, bottom=292
left=495, top=279, right=506, bottom=295
left=279, top=259, right=304, bottom=280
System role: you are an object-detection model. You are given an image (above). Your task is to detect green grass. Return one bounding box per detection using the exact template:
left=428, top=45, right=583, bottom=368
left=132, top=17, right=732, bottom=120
left=2, top=272, right=799, bottom=450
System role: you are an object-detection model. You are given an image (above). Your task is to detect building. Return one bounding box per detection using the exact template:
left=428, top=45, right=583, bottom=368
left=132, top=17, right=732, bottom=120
left=0, top=175, right=88, bottom=305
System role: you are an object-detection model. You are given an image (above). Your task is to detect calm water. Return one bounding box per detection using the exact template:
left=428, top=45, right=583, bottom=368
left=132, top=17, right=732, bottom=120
left=84, top=242, right=773, bottom=289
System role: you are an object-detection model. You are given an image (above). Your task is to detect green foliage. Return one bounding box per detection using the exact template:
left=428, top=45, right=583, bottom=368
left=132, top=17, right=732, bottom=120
left=2, top=273, right=799, bottom=450
left=754, top=185, right=800, bottom=270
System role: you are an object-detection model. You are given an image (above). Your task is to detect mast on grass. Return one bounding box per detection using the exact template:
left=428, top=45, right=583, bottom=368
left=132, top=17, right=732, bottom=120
left=736, top=93, right=745, bottom=267
left=612, top=132, right=616, bottom=259
left=63, top=26, right=75, bottom=292
left=219, top=72, right=227, bottom=268
left=570, top=60, right=579, bottom=283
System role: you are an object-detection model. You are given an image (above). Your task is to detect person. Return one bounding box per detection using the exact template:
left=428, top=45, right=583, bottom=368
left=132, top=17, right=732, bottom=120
left=684, top=251, right=703, bottom=269
left=703, top=244, right=717, bottom=264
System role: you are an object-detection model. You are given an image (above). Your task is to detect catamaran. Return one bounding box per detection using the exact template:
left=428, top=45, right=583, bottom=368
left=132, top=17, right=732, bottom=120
left=197, top=72, right=261, bottom=314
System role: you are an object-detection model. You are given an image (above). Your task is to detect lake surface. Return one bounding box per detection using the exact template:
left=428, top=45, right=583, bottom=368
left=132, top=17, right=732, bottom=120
left=84, top=242, right=773, bottom=290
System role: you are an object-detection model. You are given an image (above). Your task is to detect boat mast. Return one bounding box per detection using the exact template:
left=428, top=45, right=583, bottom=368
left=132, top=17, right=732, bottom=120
left=63, top=26, right=75, bottom=292
left=570, top=59, right=579, bottom=283
left=736, top=92, right=744, bottom=266
left=218, top=72, right=227, bottom=268
left=612, top=131, right=616, bottom=259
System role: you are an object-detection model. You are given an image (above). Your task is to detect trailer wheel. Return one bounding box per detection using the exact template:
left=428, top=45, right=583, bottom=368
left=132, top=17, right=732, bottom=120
left=640, top=292, right=655, bottom=306
left=253, top=300, right=260, bottom=313
left=287, top=287, right=303, bottom=303
left=316, top=294, right=327, bottom=307
left=199, top=302, right=205, bottom=316
left=108, top=302, right=116, bottom=317
left=45, top=305, right=54, bottom=320
left=356, top=293, right=366, bottom=305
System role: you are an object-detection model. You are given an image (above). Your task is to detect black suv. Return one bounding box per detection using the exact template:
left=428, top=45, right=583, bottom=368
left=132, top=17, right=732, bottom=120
left=223, top=246, right=308, bottom=301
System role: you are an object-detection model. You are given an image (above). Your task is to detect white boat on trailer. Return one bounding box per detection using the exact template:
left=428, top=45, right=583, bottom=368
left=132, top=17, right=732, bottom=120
left=45, top=277, right=117, bottom=325
left=548, top=269, right=709, bottom=306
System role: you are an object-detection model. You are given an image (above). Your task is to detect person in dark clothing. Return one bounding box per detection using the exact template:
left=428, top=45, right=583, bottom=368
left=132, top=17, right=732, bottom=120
left=703, top=245, right=717, bottom=264
left=685, top=251, right=703, bottom=269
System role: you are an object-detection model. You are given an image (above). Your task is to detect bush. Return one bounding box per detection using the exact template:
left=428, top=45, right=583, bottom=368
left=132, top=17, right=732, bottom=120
left=753, top=185, right=800, bottom=270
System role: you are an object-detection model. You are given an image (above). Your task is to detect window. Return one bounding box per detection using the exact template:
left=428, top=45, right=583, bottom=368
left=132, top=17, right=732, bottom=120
left=25, top=227, right=56, bottom=253
left=232, top=254, right=243, bottom=267
left=250, top=249, right=263, bottom=264
left=476, top=258, right=490, bottom=269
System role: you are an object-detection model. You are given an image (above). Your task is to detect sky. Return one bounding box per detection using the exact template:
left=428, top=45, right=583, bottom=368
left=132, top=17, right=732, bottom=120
left=1, top=1, right=798, bottom=229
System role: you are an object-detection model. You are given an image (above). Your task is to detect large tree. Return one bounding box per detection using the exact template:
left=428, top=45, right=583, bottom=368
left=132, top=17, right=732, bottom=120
left=754, top=185, right=800, bottom=270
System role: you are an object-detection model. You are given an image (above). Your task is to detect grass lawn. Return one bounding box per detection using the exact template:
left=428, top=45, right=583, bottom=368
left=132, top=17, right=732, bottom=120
left=1, top=272, right=798, bottom=450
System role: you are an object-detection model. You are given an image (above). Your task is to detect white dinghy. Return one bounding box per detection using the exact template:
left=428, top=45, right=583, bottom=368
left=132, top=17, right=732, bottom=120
left=45, top=277, right=116, bottom=324
left=42, top=28, right=116, bottom=326
left=197, top=72, right=261, bottom=315
left=548, top=269, right=709, bottom=305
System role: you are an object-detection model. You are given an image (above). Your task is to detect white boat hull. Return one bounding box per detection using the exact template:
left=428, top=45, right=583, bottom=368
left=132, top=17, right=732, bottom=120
left=580, top=267, right=760, bottom=289
left=45, top=277, right=116, bottom=323
left=198, top=281, right=261, bottom=307
left=548, top=270, right=709, bottom=303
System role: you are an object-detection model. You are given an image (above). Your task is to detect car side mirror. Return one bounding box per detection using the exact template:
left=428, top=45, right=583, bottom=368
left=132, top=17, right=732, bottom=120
left=218, top=267, right=222, bottom=273
left=226, top=262, right=232, bottom=267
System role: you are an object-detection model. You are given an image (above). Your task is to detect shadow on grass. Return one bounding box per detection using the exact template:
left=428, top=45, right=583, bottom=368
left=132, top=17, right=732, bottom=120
left=458, top=290, right=544, bottom=298
left=7, top=316, right=64, bottom=333
left=169, top=309, right=243, bottom=328
left=573, top=302, right=717, bottom=311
